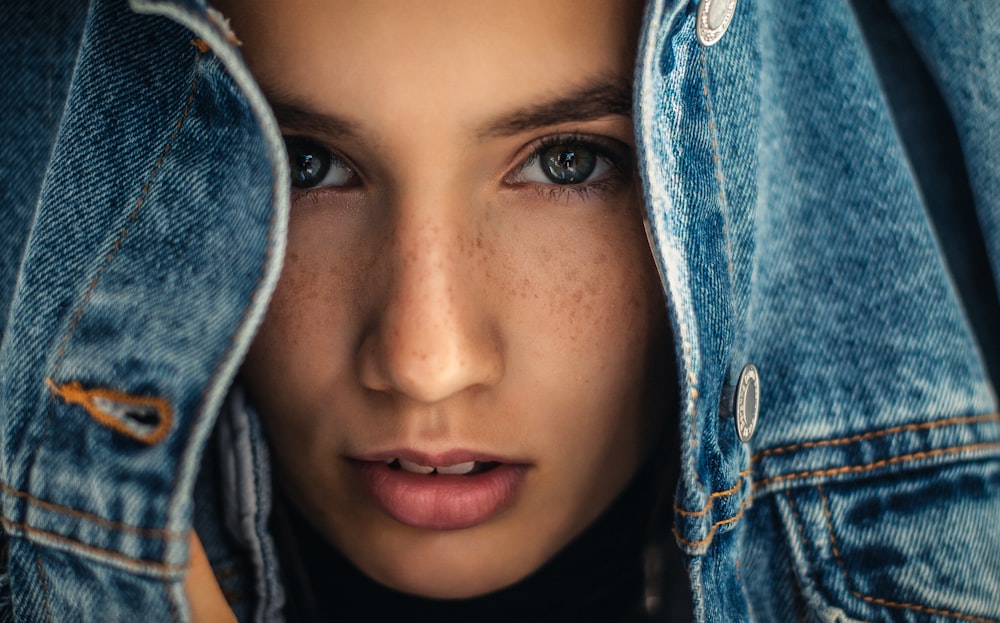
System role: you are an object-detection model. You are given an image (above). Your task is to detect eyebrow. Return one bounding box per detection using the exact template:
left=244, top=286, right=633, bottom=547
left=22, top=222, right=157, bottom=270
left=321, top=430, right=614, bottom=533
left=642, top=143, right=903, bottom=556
left=262, top=76, right=633, bottom=141
left=265, top=88, right=363, bottom=140
left=479, top=78, right=633, bottom=137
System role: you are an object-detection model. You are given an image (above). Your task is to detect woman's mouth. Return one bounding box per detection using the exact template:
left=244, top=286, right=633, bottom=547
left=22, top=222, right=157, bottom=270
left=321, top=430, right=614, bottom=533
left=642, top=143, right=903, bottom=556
left=351, top=453, right=528, bottom=531
left=386, top=457, right=501, bottom=476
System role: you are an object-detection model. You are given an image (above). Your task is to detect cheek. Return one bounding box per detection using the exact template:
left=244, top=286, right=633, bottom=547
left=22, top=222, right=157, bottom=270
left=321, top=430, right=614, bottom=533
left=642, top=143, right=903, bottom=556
left=503, top=203, right=666, bottom=457
left=240, top=210, right=363, bottom=419
left=517, top=220, right=662, bottom=375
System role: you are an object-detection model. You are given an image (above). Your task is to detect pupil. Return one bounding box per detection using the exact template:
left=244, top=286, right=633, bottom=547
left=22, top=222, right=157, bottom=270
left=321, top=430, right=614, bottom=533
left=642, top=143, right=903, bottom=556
left=297, top=154, right=316, bottom=181
left=286, top=138, right=330, bottom=188
left=542, top=145, right=596, bottom=184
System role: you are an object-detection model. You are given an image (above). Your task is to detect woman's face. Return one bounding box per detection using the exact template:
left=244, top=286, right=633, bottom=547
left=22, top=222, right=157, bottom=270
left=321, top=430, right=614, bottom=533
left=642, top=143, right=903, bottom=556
left=231, top=0, right=666, bottom=599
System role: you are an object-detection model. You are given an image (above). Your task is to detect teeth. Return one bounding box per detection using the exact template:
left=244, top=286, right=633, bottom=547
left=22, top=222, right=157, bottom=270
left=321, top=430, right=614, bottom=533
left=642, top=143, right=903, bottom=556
left=391, top=458, right=479, bottom=475
left=398, top=459, right=435, bottom=474
left=436, top=461, right=476, bottom=475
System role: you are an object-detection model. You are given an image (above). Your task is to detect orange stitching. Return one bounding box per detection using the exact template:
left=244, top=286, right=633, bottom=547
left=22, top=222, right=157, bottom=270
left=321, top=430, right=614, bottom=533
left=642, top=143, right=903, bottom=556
left=674, top=468, right=752, bottom=517
left=818, top=487, right=1000, bottom=623
left=0, top=482, right=182, bottom=539
left=733, top=556, right=754, bottom=617
left=673, top=490, right=753, bottom=548
left=52, top=51, right=203, bottom=373
left=45, top=378, right=173, bottom=445
left=816, top=487, right=844, bottom=563
left=752, top=413, right=1000, bottom=462
left=784, top=495, right=810, bottom=555
left=754, top=441, right=1000, bottom=489
left=36, top=556, right=53, bottom=623
left=189, top=38, right=210, bottom=53
left=2, top=518, right=184, bottom=575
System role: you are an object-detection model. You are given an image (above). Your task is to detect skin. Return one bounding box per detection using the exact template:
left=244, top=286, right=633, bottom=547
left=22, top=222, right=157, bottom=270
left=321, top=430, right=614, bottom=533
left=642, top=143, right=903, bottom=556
left=186, top=532, right=236, bottom=623
left=205, top=0, right=666, bottom=602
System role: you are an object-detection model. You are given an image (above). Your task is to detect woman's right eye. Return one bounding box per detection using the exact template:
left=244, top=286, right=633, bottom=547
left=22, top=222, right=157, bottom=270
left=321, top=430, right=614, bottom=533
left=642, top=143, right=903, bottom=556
left=284, top=136, right=357, bottom=189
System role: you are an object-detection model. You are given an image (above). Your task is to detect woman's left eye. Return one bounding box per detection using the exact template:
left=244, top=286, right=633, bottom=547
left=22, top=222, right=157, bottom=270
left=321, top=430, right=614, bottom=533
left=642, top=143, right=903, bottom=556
left=510, top=137, right=626, bottom=192
left=284, top=136, right=358, bottom=190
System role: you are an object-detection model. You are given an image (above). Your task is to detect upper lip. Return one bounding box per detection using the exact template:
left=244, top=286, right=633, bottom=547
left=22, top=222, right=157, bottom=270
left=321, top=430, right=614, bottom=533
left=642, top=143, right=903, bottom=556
left=350, top=448, right=526, bottom=468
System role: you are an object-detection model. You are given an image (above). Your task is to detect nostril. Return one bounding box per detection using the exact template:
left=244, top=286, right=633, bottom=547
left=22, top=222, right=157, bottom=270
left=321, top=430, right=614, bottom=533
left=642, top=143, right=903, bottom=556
left=358, top=326, right=503, bottom=403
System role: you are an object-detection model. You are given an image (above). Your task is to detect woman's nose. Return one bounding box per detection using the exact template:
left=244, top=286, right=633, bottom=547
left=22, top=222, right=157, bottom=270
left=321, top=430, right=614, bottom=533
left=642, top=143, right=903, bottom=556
left=357, top=201, right=504, bottom=404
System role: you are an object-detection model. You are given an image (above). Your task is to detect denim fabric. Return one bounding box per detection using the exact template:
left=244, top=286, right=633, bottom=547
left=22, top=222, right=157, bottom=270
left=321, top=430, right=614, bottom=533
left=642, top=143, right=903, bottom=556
left=1, top=0, right=998, bottom=621
left=0, top=2, right=88, bottom=341
left=0, top=0, right=287, bottom=619
left=637, top=0, right=1000, bottom=621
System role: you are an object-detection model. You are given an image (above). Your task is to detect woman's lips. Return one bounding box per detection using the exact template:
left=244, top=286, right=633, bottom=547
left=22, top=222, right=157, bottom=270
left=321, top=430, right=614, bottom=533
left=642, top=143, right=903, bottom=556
left=351, top=453, right=528, bottom=531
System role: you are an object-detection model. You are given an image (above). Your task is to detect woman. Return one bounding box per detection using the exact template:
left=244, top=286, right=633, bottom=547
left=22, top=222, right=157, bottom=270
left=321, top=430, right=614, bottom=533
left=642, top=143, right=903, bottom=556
left=1, top=0, right=998, bottom=621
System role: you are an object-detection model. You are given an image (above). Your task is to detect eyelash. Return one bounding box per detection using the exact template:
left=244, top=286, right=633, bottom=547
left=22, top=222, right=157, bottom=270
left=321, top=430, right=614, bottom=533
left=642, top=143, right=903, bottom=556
left=283, top=132, right=633, bottom=203
left=507, top=133, right=632, bottom=203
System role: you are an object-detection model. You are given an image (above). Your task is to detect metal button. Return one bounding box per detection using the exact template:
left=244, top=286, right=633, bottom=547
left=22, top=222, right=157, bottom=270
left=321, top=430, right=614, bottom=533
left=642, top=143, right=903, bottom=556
left=734, top=363, right=759, bottom=442
left=696, top=0, right=738, bottom=47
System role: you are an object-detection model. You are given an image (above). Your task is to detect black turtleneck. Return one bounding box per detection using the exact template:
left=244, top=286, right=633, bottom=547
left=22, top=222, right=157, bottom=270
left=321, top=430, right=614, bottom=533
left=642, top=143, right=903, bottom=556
left=271, top=457, right=689, bottom=622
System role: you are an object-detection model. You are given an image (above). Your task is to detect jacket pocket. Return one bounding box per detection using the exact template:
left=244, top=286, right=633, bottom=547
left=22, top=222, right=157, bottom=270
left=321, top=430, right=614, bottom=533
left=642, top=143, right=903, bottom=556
left=771, top=459, right=1000, bottom=623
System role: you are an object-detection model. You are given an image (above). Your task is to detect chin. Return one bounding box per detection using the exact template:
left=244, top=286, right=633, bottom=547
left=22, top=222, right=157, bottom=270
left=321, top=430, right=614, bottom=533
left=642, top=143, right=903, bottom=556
left=379, top=571, right=518, bottom=600
left=352, top=521, right=551, bottom=600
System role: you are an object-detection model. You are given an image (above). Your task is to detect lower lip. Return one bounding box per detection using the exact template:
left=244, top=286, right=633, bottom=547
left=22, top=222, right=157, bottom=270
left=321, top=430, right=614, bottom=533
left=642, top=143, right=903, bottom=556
left=353, top=461, right=527, bottom=530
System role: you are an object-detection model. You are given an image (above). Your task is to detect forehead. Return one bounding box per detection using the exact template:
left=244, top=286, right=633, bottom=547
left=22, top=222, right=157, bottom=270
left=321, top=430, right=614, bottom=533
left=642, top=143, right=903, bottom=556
left=223, top=1, right=643, bottom=129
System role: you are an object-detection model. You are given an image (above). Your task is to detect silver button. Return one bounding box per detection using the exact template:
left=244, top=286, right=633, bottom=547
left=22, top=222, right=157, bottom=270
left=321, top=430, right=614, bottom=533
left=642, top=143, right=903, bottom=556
left=696, top=0, right=738, bottom=47
left=734, top=363, right=760, bottom=442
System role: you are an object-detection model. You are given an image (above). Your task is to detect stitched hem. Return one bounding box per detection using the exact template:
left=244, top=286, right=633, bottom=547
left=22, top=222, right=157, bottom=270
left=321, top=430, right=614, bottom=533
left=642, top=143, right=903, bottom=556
left=0, top=482, right=182, bottom=539
left=755, top=440, right=1000, bottom=489
left=2, top=519, right=184, bottom=576
left=674, top=468, right=751, bottom=517
left=753, top=413, right=1000, bottom=461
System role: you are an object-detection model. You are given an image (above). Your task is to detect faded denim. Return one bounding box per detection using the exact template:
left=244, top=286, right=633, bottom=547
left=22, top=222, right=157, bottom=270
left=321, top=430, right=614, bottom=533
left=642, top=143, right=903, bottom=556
left=1, top=0, right=998, bottom=621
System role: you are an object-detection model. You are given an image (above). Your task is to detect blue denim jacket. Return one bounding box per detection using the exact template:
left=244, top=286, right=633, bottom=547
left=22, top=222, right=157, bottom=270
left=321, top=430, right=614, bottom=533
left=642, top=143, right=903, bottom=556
left=2, top=0, right=999, bottom=621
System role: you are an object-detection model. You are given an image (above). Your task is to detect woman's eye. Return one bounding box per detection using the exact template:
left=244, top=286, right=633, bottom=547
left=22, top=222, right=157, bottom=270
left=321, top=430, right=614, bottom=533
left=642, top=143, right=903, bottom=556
left=284, top=137, right=357, bottom=189
left=516, top=142, right=613, bottom=186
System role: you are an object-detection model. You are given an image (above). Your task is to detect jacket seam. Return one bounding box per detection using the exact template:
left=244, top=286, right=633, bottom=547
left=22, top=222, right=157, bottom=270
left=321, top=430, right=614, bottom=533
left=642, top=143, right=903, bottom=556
left=752, top=413, right=1000, bottom=461
left=0, top=482, right=183, bottom=539
left=1, top=518, right=184, bottom=575
left=754, top=440, right=1000, bottom=489
left=51, top=47, right=204, bottom=375
left=784, top=493, right=812, bottom=571
left=674, top=467, right=751, bottom=517
left=34, top=556, right=53, bottom=623
left=699, top=51, right=735, bottom=282
left=673, top=490, right=753, bottom=548
left=817, top=485, right=1000, bottom=623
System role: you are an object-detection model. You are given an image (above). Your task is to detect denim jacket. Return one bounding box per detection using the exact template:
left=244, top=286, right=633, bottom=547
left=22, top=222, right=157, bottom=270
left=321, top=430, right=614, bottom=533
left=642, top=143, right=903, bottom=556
left=1, top=0, right=999, bottom=621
